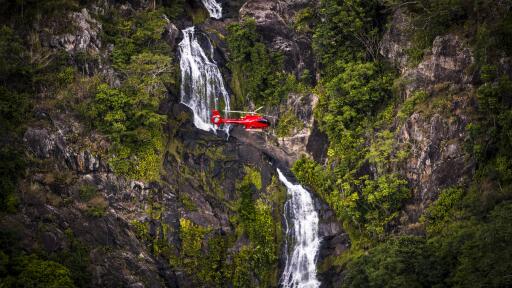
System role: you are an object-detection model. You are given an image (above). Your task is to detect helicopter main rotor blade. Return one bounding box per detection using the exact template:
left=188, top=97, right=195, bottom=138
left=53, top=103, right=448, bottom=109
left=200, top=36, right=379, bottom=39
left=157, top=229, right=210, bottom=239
left=226, top=110, right=258, bottom=114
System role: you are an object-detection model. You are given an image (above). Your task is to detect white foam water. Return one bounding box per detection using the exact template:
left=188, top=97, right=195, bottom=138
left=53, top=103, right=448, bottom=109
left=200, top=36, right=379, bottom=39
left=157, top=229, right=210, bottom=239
left=201, top=0, right=223, bottom=19
left=178, top=27, right=230, bottom=132
left=278, top=169, right=321, bottom=288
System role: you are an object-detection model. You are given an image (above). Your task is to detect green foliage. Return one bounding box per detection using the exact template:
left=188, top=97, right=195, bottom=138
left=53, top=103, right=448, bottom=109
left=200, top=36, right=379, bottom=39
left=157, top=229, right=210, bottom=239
left=199, top=235, right=230, bottom=287
left=302, top=60, right=406, bottom=241
left=0, top=25, right=31, bottom=132
left=82, top=9, right=177, bottom=181
left=231, top=246, right=253, bottom=288
left=343, top=190, right=512, bottom=288
left=450, top=203, right=512, bottom=287
left=293, top=158, right=409, bottom=242
left=0, top=147, right=25, bottom=213
left=47, top=229, right=92, bottom=288
left=293, top=8, right=318, bottom=33
left=422, top=187, right=466, bottom=235
left=397, top=90, right=428, bottom=121
left=240, top=166, right=262, bottom=190
left=0, top=228, right=80, bottom=288
left=162, top=0, right=186, bottom=19
left=226, top=18, right=290, bottom=107
left=344, top=236, right=440, bottom=288
left=179, top=218, right=210, bottom=272
left=86, top=84, right=130, bottom=137
left=131, top=220, right=151, bottom=243
left=78, top=184, right=97, bottom=202
left=15, top=257, right=75, bottom=288
left=0, top=25, right=32, bottom=213
left=102, top=9, right=171, bottom=69
left=468, top=75, right=512, bottom=186
left=313, top=0, right=387, bottom=76
left=298, top=0, right=512, bottom=285
left=275, top=110, right=304, bottom=137
left=0, top=0, right=80, bottom=28
left=174, top=218, right=233, bottom=287
left=180, top=194, right=197, bottom=211
left=234, top=203, right=278, bottom=286
left=232, top=179, right=279, bottom=287
left=84, top=196, right=107, bottom=218
left=361, top=175, right=409, bottom=237
left=387, top=0, right=512, bottom=65
left=317, top=62, right=394, bottom=134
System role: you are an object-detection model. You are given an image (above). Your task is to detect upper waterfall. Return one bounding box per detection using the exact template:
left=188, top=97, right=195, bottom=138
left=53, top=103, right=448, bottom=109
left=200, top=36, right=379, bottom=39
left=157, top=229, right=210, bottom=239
left=201, top=0, right=223, bottom=19
left=178, top=27, right=230, bottom=132
left=278, top=169, right=321, bottom=288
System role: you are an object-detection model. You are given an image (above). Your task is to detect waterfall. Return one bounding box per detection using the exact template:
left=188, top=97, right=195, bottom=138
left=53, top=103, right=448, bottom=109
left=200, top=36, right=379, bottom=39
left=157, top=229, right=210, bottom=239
left=178, top=26, right=230, bottom=132
left=278, top=169, right=321, bottom=288
left=201, top=0, right=223, bottom=19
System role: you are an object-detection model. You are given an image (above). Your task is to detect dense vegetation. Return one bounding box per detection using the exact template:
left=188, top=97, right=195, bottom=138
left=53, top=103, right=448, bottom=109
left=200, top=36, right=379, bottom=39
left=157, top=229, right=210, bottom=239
left=292, top=0, right=407, bottom=245
left=0, top=1, right=181, bottom=286
left=226, top=18, right=307, bottom=111
left=289, top=0, right=512, bottom=286
left=79, top=7, right=180, bottom=181
left=226, top=18, right=285, bottom=107
left=2, top=0, right=512, bottom=286
left=131, top=164, right=284, bottom=287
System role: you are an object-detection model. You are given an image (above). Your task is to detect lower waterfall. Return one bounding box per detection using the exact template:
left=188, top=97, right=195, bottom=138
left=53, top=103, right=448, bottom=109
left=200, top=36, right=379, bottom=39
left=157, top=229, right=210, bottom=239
left=278, top=169, right=321, bottom=288
left=178, top=3, right=321, bottom=284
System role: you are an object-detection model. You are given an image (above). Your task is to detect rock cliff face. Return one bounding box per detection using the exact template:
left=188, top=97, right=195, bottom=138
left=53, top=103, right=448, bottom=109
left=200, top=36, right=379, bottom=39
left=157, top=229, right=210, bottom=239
left=12, top=97, right=289, bottom=286
left=1, top=0, right=485, bottom=287
left=380, top=10, right=477, bottom=233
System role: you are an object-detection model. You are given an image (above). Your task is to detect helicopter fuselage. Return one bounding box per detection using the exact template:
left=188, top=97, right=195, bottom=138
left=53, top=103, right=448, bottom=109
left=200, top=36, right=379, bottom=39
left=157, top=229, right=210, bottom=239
left=211, top=110, right=270, bottom=130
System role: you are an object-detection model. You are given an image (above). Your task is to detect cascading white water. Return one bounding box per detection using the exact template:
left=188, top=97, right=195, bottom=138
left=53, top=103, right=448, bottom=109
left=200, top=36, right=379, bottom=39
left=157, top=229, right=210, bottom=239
left=278, top=169, right=321, bottom=288
left=178, top=26, right=230, bottom=132
left=201, top=0, right=223, bottom=19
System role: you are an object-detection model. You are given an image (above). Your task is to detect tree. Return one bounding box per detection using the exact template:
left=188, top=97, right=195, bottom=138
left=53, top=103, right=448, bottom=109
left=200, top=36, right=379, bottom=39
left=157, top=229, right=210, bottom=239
left=226, top=18, right=288, bottom=107
left=313, top=0, right=386, bottom=76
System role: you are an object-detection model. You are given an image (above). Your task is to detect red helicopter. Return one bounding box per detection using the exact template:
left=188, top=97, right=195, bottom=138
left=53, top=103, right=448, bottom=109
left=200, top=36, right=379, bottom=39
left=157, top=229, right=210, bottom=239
left=211, top=107, right=270, bottom=130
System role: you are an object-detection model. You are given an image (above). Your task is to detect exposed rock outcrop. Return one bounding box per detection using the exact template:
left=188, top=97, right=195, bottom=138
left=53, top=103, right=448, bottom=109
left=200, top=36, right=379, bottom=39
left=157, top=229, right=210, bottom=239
left=380, top=9, right=412, bottom=72
left=397, top=104, right=474, bottom=233
left=51, top=8, right=102, bottom=55
left=381, top=16, right=477, bottom=233
left=402, top=34, right=475, bottom=99
left=276, top=92, right=328, bottom=163
left=239, top=0, right=317, bottom=77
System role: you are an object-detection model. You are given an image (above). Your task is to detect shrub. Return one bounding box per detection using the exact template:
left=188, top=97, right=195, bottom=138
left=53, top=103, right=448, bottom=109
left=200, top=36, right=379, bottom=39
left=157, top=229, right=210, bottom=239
left=397, top=90, right=428, bottom=121
left=0, top=147, right=25, bottom=212
left=451, top=203, right=512, bottom=287
left=16, top=257, right=75, bottom=288
left=78, top=184, right=97, bottom=202
left=316, top=62, right=394, bottom=135
left=275, top=110, right=304, bottom=137
left=85, top=196, right=107, bottom=218
left=421, top=187, right=466, bottom=235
